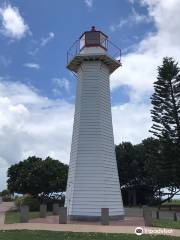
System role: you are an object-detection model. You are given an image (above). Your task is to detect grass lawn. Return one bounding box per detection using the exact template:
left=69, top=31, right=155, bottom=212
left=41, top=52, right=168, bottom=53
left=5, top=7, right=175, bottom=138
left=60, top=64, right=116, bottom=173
left=162, top=200, right=180, bottom=206
left=4, top=211, right=52, bottom=224
left=0, top=230, right=180, bottom=240
left=153, top=219, right=180, bottom=229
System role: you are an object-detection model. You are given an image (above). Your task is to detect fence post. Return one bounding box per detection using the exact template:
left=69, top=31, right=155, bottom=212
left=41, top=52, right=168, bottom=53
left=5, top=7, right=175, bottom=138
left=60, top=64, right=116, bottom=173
left=173, top=212, right=177, bottom=221
left=143, top=206, right=152, bottom=227
left=132, top=190, right=137, bottom=206
left=40, top=204, right=47, bottom=218
left=156, top=210, right=159, bottom=219
left=20, top=205, right=29, bottom=223
left=101, top=208, right=109, bottom=225
left=59, top=207, right=67, bottom=224
left=53, top=203, right=59, bottom=215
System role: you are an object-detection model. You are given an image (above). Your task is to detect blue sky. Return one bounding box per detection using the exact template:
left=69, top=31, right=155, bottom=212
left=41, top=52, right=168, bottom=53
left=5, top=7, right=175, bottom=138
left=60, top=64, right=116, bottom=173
left=0, top=0, right=180, bottom=190
left=0, top=0, right=154, bottom=105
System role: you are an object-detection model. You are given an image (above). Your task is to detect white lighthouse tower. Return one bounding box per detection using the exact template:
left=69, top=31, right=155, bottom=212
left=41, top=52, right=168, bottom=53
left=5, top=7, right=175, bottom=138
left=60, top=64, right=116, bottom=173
left=65, top=26, right=124, bottom=220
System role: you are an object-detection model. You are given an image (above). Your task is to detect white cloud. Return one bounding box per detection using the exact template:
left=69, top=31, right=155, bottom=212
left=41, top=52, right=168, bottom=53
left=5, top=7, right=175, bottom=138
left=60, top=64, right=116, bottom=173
left=0, top=80, right=74, bottom=190
left=112, top=103, right=151, bottom=144
left=40, top=32, right=55, bottom=47
left=84, top=0, right=93, bottom=8
left=110, top=0, right=180, bottom=102
left=110, top=7, right=151, bottom=31
left=24, top=63, right=40, bottom=70
left=0, top=4, right=29, bottom=39
left=52, top=78, right=70, bottom=95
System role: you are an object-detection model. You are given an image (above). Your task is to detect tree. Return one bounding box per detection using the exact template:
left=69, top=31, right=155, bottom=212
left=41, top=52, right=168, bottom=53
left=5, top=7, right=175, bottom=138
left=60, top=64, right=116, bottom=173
left=150, top=57, right=180, bottom=200
left=0, top=189, right=12, bottom=201
left=116, top=137, right=180, bottom=205
left=150, top=57, right=180, bottom=143
left=116, top=141, right=155, bottom=205
left=7, top=156, right=68, bottom=199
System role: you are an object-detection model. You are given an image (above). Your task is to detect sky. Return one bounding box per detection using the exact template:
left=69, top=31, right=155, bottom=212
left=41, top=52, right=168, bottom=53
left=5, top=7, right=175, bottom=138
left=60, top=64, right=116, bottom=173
left=0, top=0, right=180, bottom=190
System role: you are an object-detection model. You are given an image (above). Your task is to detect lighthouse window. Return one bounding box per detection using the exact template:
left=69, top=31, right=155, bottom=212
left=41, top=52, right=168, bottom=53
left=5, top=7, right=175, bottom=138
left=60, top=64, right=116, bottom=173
left=100, top=33, right=107, bottom=48
left=80, top=34, right=85, bottom=49
left=85, top=32, right=100, bottom=46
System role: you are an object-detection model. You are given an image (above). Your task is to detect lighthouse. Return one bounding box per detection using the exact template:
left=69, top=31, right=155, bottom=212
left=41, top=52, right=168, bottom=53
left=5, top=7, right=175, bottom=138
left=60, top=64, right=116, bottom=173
left=65, top=26, right=124, bottom=220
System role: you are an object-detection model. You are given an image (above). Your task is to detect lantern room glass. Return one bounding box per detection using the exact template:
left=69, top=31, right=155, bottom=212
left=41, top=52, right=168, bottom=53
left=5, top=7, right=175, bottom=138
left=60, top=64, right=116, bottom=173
left=80, top=31, right=107, bottom=50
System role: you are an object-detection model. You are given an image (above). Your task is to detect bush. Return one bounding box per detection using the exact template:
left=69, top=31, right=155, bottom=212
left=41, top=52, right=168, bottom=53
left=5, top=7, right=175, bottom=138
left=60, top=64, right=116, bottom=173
left=0, top=189, right=13, bottom=202
left=15, top=195, right=40, bottom=211
left=15, top=196, right=24, bottom=210
left=15, top=194, right=65, bottom=212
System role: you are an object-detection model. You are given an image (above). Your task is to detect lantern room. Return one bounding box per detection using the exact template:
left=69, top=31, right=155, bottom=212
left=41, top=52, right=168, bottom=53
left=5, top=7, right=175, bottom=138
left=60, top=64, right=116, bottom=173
left=67, top=26, right=122, bottom=73
left=79, top=26, right=108, bottom=54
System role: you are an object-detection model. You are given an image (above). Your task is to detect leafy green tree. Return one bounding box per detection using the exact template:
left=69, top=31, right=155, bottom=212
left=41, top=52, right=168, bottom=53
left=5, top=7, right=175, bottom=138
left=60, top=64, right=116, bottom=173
left=116, top=137, right=180, bottom=205
left=116, top=141, right=155, bottom=205
left=116, top=142, right=136, bottom=188
left=0, top=189, right=10, bottom=197
left=7, top=156, right=68, bottom=198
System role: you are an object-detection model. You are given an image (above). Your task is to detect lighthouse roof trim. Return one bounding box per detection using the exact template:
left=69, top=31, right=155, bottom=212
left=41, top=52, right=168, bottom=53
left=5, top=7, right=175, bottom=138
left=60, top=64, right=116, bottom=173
left=67, top=26, right=121, bottom=73
left=67, top=53, right=121, bottom=73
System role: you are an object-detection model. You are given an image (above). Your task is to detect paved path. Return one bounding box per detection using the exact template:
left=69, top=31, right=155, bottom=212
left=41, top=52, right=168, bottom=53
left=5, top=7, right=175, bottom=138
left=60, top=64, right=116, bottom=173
left=1, top=222, right=180, bottom=237
left=0, top=202, right=180, bottom=237
left=0, top=202, right=14, bottom=224
left=29, top=215, right=145, bottom=226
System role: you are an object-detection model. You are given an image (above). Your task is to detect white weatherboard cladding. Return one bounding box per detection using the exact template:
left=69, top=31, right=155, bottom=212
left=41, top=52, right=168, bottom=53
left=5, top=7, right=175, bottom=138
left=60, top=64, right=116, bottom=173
left=65, top=61, right=124, bottom=217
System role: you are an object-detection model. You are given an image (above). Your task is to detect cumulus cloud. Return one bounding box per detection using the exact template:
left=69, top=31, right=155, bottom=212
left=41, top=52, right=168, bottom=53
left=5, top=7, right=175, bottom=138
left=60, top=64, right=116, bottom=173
left=0, top=4, right=29, bottom=39
left=112, top=103, right=151, bottom=144
left=23, top=63, right=40, bottom=70
left=110, top=0, right=180, bottom=101
left=0, top=80, right=74, bottom=190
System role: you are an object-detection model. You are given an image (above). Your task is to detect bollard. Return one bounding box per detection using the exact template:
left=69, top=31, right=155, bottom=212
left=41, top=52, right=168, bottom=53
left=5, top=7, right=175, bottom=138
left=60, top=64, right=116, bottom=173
left=101, top=208, right=109, bottom=225
left=156, top=211, right=159, bottom=219
left=132, top=190, right=137, bottom=206
left=173, top=212, right=177, bottom=221
left=40, top=204, right=47, bottom=218
left=59, top=207, right=67, bottom=224
left=20, top=205, right=29, bottom=223
left=143, top=206, right=152, bottom=227
left=53, top=203, right=59, bottom=215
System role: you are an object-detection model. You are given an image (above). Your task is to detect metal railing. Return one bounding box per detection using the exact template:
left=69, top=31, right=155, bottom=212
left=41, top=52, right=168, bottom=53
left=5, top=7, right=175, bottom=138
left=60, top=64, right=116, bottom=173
left=67, top=39, right=121, bottom=65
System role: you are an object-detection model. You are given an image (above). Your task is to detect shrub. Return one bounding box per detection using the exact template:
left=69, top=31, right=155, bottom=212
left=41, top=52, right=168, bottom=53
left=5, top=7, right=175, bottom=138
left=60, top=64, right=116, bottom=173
left=0, top=189, right=13, bottom=202
left=15, top=195, right=40, bottom=211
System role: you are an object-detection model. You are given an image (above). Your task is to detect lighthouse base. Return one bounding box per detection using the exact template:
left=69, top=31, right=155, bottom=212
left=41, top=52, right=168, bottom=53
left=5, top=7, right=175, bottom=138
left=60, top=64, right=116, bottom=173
left=68, top=215, right=124, bottom=222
